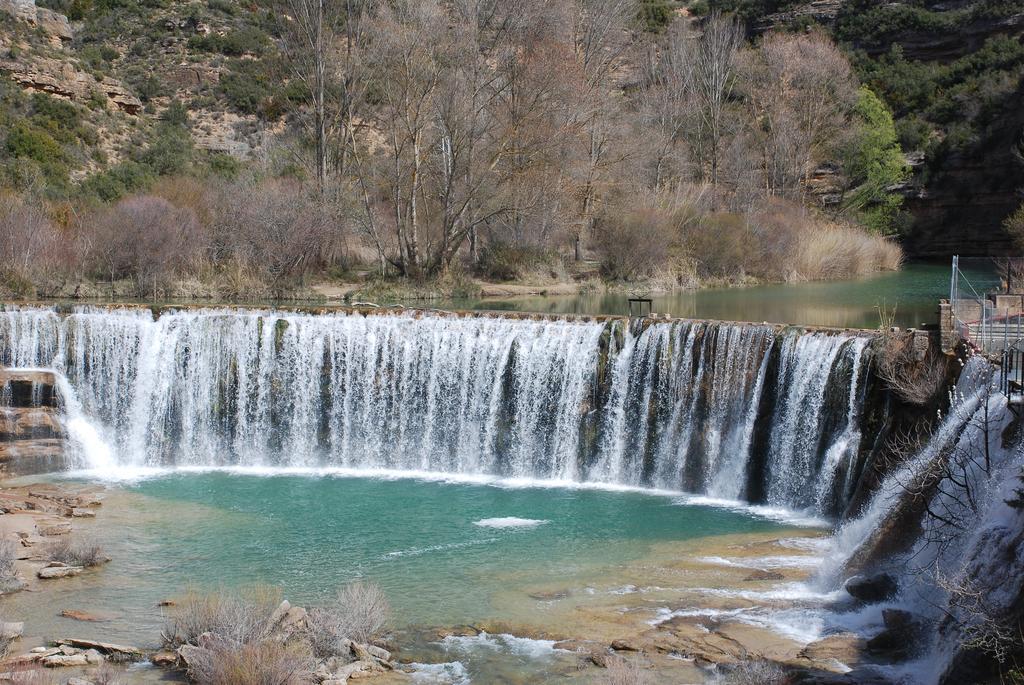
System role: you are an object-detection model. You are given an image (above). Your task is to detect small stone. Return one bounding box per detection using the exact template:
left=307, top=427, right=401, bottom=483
left=152, top=649, right=177, bottom=666
left=70, top=509, right=95, bottom=518
left=38, top=566, right=83, bottom=579
left=59, top=610, right=108, bottom=622
left=590, top=650, right=611, bottom=668
left=84, top=649, right=104, bottom=664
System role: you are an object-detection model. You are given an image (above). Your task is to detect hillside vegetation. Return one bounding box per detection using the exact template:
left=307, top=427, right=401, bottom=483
left=0, top=0, right=919, bottom=300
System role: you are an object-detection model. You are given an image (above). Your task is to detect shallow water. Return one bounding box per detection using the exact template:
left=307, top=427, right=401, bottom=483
left=2, top=472, right=816, bottom=681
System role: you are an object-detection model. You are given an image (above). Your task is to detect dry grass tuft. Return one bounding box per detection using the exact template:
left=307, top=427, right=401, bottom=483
left=720, top=659, right=788, bottom=685
left=877, top=336, right=949, bottom=405
left=163, top=585, right=283, bottom=648
left=45, top=536, right=106, bottom=568
left=185, top=637, right=314, bottom=685
left=602, top=655, right=652, bottom=685
left=305, top=580, right=390, bottom=657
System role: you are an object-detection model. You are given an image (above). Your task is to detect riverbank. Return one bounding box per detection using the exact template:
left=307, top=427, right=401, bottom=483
left=3, top=262, right=996, bottom=331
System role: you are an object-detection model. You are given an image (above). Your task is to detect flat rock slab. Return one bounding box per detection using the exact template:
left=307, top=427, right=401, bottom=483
left=38, top=565, right=83, bottom=579
left=56, top=638, right=142, bottom=658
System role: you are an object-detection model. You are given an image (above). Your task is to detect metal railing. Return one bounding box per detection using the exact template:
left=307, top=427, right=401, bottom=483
left=950, top=255, right=1024, bottom=354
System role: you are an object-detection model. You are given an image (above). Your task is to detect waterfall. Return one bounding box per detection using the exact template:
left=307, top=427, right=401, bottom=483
left=816, top=357, right=1024, bottom=684
left=0, top=305, right=874, bottom=515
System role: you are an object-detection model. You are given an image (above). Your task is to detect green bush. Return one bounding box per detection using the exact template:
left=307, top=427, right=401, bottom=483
left=639, top=0, right=675, bottom=31
left=207, top=0, right=237, bottom=14
left=205, top=152, right=243, bottom=179
left=140, top=124, right=193, bottom=176
left=79, top=161, right=153, bottom=202
left=5, top=121, right=68, bottom=184
left=840, top=87, right=909, bottom=235
left=188, top=26, right=270, bottom=57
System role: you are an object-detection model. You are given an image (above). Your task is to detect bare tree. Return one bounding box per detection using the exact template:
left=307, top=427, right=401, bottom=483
left=567, top=0, right=638, bottom=261
left=686, top=13, right=742, bottom=201
left=746, top=31, right=856, bottom=199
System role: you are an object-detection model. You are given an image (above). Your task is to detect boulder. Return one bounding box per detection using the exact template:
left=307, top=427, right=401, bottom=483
left=177, top=644, right=211, bottom=668
left=363, top=644, right=390, bottom=662
left=37, top=565, right=83, bottom=579
left=267, top=600, right=291, bottom=627
left=277, top=606, right=307, bottom=634
left=866, top=610, right=922, bottom=661
left=151, top=649, right=177, bottom=666
left=610, top=639, right=640, bottom=652
left=844, top=574, right=898, bottom=603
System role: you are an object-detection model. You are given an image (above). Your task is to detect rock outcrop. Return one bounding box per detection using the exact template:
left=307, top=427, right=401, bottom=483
left=1, top=57, right=143, bottom=115
left=0, top=0, right=72, bottom=47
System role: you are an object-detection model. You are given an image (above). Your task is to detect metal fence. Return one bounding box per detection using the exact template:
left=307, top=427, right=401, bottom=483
left=950, top=255, right=1024, bottom=405
left=950, top=255, right=1024, bottom=354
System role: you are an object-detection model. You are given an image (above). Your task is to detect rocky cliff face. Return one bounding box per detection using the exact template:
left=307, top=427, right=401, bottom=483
left=902, top=84, right=1024, bottom=258
left=755, top=0, right=1024, bottom=258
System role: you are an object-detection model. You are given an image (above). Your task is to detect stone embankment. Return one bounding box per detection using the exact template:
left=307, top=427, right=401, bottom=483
left=0, top=369, right=68, bottom=476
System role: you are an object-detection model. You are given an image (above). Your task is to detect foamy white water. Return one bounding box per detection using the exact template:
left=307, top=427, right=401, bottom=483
left=474, top=517, right=549, bottom=529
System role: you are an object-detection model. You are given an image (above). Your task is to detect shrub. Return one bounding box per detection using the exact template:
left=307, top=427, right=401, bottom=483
left=639, top=0, right=674, bottom=31
left=82, top=195, right=203, bottom=295
left=594, top=207, right=676, bottom=282
left=140, top=123, right=193, bottom=176
left=79, top=161, right=154, bottom=202
left=720, top=659, right=788, bottom=685
left=475, top=242, right=561, bottom=282
left=208, top=178, right=334, bottom=287
left=189, top=27, right=270, bottom=57
left=185, top=637, right=314, bottom=685
left=304, top=581, right=389, bottom=658
left=45, top=536, right=106, bottom=567
left=684, top=213, right=755, bottom=280
left=0, top=193, right=72, bottom=295
left=0, top=539, right=20, bottom=593
left=163, top=585, right=282, bottom=649
left=602, top=655, right=651, bottom=685
left=4, top=122, right=67, bottom=184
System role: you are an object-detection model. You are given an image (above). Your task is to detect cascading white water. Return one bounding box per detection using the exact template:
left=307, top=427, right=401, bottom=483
left=0, top=305, right=873, bottom=515
left=815, top=357, right=1024, bottom=684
